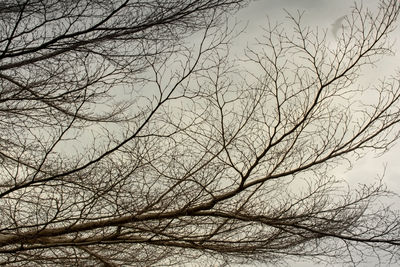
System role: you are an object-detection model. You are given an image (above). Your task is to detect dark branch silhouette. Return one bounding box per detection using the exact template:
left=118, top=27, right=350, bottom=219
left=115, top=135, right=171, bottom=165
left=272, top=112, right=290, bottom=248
left=0, top=0, right=400, bottom=266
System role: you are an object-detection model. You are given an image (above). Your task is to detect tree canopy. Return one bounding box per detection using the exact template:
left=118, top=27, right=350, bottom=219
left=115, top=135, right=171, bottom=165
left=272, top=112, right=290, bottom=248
left=0, top=0, right=400, bottom=266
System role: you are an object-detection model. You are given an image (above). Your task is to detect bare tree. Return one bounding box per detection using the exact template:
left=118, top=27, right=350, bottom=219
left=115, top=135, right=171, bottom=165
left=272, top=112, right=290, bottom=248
left=0, top=0, right=400, bottom=266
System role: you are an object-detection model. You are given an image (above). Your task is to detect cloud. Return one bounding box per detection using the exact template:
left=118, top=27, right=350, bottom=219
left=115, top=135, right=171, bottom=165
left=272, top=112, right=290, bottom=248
left=331, top=15, right=347, bottom=38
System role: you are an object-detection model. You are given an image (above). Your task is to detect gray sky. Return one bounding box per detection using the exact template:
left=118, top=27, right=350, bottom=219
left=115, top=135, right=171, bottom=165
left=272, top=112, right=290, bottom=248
left=236, top=0, right=400, bottom=191
left=230, top=0, right=400, bottom=266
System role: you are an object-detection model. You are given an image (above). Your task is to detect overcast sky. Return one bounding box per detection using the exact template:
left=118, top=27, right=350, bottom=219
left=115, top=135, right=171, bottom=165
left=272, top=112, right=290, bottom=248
left=235, top=0, right=400, bottom=189
left=231, top=0, right=400, bottom=266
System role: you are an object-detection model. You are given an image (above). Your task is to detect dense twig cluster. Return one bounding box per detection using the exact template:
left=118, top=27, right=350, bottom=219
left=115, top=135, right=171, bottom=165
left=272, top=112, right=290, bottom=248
left=0, top=0, right=399, bottom=266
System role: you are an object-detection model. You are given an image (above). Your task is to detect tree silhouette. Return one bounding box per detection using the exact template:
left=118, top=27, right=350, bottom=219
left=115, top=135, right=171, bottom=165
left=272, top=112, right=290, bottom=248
left=0, top=0, right=400, bottom=266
